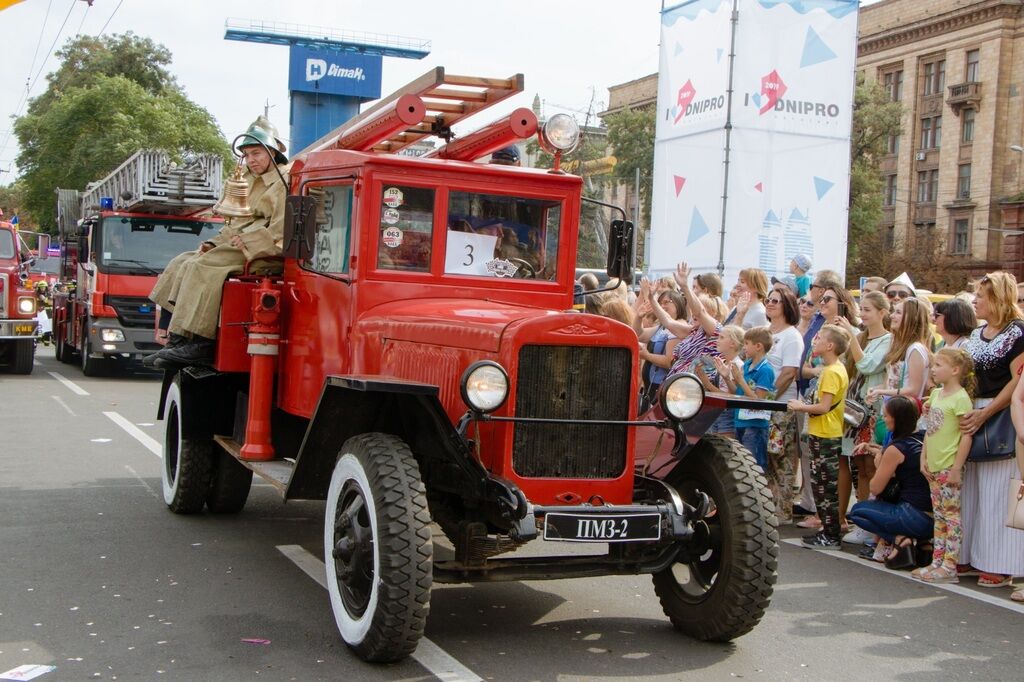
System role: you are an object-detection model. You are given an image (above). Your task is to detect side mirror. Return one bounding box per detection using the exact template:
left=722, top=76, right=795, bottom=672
left=77, top=222, right=90, bottom=238
left=283, top=195, right=317, bottom=261
left=36, top=234, right=50, bottom=259
left=606, top=219, right=634, bottom=285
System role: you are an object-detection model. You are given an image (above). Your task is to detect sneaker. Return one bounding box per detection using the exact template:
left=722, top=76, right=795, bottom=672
left=842, top=526, right=875, bottom=545
left=801, top=532, right=841, bottom=550
left=796, top=517, right=822, bottom=529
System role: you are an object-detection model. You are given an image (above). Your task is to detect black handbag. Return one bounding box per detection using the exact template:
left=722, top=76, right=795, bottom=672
left=878, top=478, right=901, bottom=504
left=967, top=407, right=1016, bottom=462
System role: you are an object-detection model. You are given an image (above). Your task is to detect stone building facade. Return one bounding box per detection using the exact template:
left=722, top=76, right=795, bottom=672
left=858, top=0, right=1024, bottom=275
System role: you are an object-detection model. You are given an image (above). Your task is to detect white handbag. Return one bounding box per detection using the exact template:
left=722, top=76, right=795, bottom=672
left=1007, top=479, right=1024, bottom=531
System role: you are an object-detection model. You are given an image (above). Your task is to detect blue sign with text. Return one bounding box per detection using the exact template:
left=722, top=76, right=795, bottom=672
left=288, top=46, right=382, bottom=99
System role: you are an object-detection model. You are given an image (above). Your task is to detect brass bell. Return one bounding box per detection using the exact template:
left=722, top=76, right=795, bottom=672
left=215, top=163, right=254, bottom=218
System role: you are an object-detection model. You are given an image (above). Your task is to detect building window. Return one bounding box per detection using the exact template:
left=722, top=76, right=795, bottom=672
left=917, top=169, right=938, bottom=203
left=884, top=175, right=897, bottom=206
left=952, top=218, right=970, bottom=254
left=958, top=164, right=972, bottom=199
left=883, top=69, right=904, bottom=101
left=887, top=133, right=900, bottom=155
left=962, top=108, right=975, bottom=143
left=966, top=49, right=980, bottom=82
left=922, top=58, right=946, bottom=95
left=920, top=116, right=942, bottom=149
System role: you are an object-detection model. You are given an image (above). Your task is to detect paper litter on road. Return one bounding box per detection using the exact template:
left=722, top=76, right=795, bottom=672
left=241, top=638, right=271, bottom=645
left=0, top=664, right=57, bottom=680
left=90, top=439, right=112, bottom=443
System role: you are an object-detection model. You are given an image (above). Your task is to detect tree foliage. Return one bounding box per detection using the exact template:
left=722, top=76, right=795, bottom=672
left=846, top=74, right=903, bottom=277
left=12, top=33, right=230, bottom=231
left=604, top=106, right=655, bottom=225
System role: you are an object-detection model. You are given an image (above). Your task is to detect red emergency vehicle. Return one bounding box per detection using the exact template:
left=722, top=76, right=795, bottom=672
left=155, top=69, right=782, bottom=663
left=0, top=220, right=46, bottom=373
left=53, top=151, right=224, bottom=375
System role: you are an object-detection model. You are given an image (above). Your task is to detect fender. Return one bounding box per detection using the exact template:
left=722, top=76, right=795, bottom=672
left=286, top=375, right=529, bottom=532
left=156, top=367, right=239, bottom=441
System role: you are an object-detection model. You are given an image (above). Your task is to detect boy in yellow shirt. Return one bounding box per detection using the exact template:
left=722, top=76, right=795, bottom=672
left=788, top=325, right=849, bottom=549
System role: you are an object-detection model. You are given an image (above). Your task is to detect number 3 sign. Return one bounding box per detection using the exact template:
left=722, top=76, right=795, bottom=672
left=444, top=231, right=497, bottom=276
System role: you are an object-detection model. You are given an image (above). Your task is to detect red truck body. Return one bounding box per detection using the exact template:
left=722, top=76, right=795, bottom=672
left=0, top=220, right=38, bottom=373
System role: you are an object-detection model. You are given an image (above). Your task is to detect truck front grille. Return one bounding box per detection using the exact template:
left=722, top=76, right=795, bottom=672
left=105, top=295, right=155, bottom=328
left=512, top=345, right=631, bottom=479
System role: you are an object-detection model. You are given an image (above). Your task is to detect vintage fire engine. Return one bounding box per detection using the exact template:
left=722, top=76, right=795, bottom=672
left=53, top=150, right=224, bottom=375
left=0, top=219, right=47, bottom=373
left=155, top=68, right=781, bottom=663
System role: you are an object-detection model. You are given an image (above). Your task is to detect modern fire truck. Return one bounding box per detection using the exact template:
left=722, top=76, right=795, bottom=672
left=154, top=68, right=782, bottom=663
left=53, top=151, right=224, bottom=375
left=0, top=219, right=48, bottom=373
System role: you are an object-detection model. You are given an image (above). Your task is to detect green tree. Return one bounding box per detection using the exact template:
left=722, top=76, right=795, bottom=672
left=13, top=33, right=230, bottom=231
left=604, top=106, right=655, bottom=224
left=846, top=74, right=903, bottom=279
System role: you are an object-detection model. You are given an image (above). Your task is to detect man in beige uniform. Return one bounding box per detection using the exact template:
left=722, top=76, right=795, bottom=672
left=147, top=116, right=290, bottom=366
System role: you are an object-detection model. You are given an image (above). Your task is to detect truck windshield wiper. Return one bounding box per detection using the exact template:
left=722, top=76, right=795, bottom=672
left=104, top=258, right=159, bottom=275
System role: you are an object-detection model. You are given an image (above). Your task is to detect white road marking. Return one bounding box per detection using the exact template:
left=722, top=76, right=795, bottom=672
left=51, top=395, right=76, bottom=416
left=276, top=544, right=483, bottom=682
left=47, top=371, right=89, bottom=396
left=782, top=539, right=1024, bottom=615
left=104, top=411, right=162, bottom=458
left=125, top=464, right=161, bottom=500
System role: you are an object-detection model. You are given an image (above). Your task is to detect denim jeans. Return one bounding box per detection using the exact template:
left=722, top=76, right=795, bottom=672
left=736, top=426, right=769, bottom=472
left=847, top=499, right=933, bottom=544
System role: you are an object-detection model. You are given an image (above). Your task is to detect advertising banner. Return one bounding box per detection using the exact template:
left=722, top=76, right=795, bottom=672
left=288, top=45, right=383, bottom=99
left=650, top=0, right=858, bottom=284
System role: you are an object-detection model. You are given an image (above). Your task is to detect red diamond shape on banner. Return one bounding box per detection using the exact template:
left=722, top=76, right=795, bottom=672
left=674, top=80, right=696, bottom=123
left=759, top=70, right=787, bottom=114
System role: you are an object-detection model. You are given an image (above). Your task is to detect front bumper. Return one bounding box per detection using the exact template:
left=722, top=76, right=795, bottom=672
left=86, top=319, right=161, bottom=358
left=0, top=318, right=38, bottom=340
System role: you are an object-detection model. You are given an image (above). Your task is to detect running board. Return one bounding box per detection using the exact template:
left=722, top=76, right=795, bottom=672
left=213, top=435, right=294, bottom=496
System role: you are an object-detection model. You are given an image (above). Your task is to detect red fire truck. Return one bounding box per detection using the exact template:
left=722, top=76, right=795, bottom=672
left=0, top=220, right=48, bottom=373
left=155, top=69, right=781, bottom=663
left=53, top=151, right=224, bottom=375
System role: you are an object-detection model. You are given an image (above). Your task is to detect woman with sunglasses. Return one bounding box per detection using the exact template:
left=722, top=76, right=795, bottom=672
left=961, top=272, right=1024, bottom=591
left=764, top=287, right=804, bottom=522
left=933, top=299, right=976, bottom=350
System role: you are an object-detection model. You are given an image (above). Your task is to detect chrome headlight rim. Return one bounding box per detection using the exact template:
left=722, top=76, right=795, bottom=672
left=540, top=113, right=581, bottom=154
left=460, top=360, right=510, bottom=414
left=659, top=372, right=705, bottom=422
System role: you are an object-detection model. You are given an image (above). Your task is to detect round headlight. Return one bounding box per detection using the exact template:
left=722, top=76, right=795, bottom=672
left=541, top=113, right=581, bottom=153
left=17, top=297, right=36, bottom=314
left=460, top=361, right=509, bottom=413
left=660, top=373, right=705, bottom=421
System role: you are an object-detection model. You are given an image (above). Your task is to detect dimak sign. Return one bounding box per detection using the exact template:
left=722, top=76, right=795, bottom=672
left=288, top=46, right=383, bottom=99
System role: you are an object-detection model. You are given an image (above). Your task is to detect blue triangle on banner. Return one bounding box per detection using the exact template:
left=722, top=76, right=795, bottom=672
left=716, top=48, right=724, bottom=63
left=800, top=26, right=837, bottom=68
left=764, top=209, right=779, bottom=223
left=789, top=208, right=807, bottom=221
left=813, top=176, right=834, bottom=200
left=674, top=42, right=684, bottom=56
left=687, top=207, right=710, bottom=246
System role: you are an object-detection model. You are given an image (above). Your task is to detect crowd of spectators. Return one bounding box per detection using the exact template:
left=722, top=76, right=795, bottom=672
left=578, top=258, right=1024, bottom=602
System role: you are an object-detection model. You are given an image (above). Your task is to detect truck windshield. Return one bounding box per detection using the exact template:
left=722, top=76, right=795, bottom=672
left=445, top=191, right=561, bottom=280
left=0, top=230, right=14, bottom=259
left=98, top=217, right=221, bottom=274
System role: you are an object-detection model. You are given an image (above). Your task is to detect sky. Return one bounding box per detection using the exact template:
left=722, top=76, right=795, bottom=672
left=0, top=0, right=668, bottom=181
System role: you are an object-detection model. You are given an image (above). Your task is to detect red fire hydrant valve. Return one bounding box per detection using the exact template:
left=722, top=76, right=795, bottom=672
left=240, top=276, right=280, bottom=461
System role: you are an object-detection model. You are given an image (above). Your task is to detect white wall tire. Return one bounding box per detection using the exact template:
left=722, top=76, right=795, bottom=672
left=161, top=379, right=213, bottom=513
left=324, top=433, right=432, bottom=663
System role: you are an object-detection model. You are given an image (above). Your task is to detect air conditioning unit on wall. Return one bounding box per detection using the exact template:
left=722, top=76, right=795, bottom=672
left=916, top=151, right=927, bottom=161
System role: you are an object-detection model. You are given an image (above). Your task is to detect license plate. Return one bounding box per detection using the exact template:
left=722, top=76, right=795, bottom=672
left=14, top=324, right=34, bottom=334
left=543, top=512, right=662, bottom=543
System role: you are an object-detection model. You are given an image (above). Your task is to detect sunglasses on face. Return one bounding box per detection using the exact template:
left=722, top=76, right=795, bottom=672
left=799, top=299, right=814, bottom=306
left=820, top=296, right=838, bottom=304
left=766, top=297, right=782, bottom=304
left=887, top=290, right=912, bottom=299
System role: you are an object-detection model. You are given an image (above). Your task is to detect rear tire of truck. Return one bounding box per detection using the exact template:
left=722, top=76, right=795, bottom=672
left=80, top=321, right=108, bottom=377
left=10, top=339, right=34, bottom=374
left=206, top=450, right=253, bottom=513
left=652, top=434, right=778, bottom=642
left=324, top=433, right=432, bottom=663
left=161, top=379, right=213, bottom=514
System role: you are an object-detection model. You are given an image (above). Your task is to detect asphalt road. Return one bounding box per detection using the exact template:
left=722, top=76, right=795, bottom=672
left=1, top=346, right=1022, bottom=681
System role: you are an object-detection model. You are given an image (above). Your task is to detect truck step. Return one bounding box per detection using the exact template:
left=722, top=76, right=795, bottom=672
left=213, top=435, right=293, bottom=495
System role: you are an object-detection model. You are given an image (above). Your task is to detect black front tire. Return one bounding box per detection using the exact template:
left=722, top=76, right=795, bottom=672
left=80, top=321, right=109, bottom=377
left=324, top=433, right=433, bottom=663
left=206, top=450, right=253, bottom=513
left=10, top=339, right=34, bottom=374
left=161, top=379, right=213, bottom=514
left=652, top=434, right=778, bottom=642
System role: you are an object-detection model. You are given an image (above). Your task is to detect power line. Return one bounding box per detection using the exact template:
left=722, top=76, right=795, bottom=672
left=74, top=0, right=90, bottom=37
left=26, top=0, right=54, bottom=89
left=98, top=0, right=123, bottom=37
